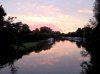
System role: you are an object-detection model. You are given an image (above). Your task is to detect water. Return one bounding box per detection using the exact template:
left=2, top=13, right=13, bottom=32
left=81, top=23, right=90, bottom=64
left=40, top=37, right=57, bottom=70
left=0, top=40, right=90, bottom=74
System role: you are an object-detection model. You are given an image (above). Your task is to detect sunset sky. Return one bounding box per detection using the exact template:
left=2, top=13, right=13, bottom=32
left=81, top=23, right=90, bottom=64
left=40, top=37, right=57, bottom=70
left=0, top=0, right=95, bottom=33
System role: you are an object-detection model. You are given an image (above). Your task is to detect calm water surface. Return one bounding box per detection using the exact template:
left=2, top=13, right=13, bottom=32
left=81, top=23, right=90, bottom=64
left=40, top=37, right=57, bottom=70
left=0, top=40, right=90, bottom=74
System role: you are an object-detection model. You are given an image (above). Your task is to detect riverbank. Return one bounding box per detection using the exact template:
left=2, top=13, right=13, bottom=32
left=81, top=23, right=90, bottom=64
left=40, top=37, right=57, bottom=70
left=0, top=38, right=54, bottom=68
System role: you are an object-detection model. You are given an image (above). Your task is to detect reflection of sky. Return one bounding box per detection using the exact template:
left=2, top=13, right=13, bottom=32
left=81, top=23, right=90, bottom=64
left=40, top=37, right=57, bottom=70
left=0, top=0, right=95, bottom=33
left=0, top=41, right=90, bottom=74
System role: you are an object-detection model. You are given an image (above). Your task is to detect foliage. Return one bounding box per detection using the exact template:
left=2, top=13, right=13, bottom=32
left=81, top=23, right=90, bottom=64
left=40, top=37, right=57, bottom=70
left=0, top=5, right=61, bottom=45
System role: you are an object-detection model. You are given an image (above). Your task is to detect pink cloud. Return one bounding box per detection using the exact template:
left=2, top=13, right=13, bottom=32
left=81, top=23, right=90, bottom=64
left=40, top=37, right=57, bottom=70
left=7, top=4, right=89, bottom=33
left=78, top=9, right=93, bottom=14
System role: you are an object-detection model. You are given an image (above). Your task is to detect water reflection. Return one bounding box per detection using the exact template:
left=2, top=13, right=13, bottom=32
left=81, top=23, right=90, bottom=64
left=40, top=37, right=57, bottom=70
left=74, top=40, right=100, bottom=74
left=9, top=62, right=18, bottom=74
left=0, top=39, right=54, bottom=74
left=0, top=39, right=92, bottom=74
left=13, top=40, right=84, bottom=74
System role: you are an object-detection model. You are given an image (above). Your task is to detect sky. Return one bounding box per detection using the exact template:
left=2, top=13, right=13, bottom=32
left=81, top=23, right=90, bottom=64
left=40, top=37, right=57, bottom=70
left=0, top=0, right=95, bottom=33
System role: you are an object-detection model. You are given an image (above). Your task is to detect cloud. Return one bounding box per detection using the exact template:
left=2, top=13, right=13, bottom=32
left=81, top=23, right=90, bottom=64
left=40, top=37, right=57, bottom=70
left=36, top=5, right=60, bottom=14
left=78, top=9, right=93, bottom=14
left=9, top=12, right=85, bottom=33
left=2, top=0, right=94, bottom=33
left=7, top=3, right=88, bottom=33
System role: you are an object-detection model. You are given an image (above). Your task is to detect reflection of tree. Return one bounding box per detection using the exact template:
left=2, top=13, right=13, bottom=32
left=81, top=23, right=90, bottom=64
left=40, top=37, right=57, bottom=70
left=0, top=38, right=55, bottom=71
left=80, top=42, right=100, bottom=74
left=76, top=42, right=82, bottom=48
left=34, top=40, right=54, bottom=53
left=80, top=50, right=88, bottom=57
left=81, top=1, right=100, bottom=73
left=80, top=61, right=92, bottom=74
left=9, top=62, right=18, bottom=74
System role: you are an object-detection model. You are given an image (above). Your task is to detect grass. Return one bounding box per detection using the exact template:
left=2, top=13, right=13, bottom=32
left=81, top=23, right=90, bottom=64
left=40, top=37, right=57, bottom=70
left=11, top=39, right=49, bottom=52
left=22, top=42, right=39, bottom=49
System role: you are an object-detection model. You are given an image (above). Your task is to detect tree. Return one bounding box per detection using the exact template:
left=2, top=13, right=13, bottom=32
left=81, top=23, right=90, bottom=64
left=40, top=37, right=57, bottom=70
left=94, top=0, right=100, bottom=26
left=82, top=26, right=92, bottom=41
left=20, top=24, right=31, bottom=34
left=40, top=26, right=53, bottom=33
left=0, top=5, right=6, bottom=21
left=86, top=0, right=100, bottom=42
left=93, top=0, right=100, bottom=36
left=76, top=28, right=82, bottom=37
left=0, top=5, right=6, bottom=28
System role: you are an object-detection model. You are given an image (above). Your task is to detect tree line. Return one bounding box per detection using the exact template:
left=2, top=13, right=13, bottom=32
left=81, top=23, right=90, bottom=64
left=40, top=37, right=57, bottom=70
left=0, top=0, right=100, bottom=45
left=0, top=5, right=61, bottom=46
left=66, top=0, right=100, bottom=43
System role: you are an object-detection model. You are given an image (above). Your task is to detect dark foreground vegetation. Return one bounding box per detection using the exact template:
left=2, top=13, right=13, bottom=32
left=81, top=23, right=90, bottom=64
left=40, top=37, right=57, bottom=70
left=83, top=0, right=100, bottom=74
left=66, top=0, right=100, bottom=74
left=0, top=39, right=54, bottom=73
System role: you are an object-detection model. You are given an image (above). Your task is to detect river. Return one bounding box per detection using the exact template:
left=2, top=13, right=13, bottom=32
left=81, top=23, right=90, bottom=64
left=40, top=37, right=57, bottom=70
left=0, top=40, right=90, bottom=74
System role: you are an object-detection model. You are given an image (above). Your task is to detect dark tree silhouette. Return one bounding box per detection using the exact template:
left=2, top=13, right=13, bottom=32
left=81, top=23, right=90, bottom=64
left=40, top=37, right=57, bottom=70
left=94, top=0, right=100, bottom=28
left=76, top=28, right=82, bottom=37
left=0, top=5, right=59, bottom=44
left=80, top=1, right=100, bottom=74
left=0, top=5, right=6, bottom=27
left=92, top=0, right=100, bottom=41
left=20, top=24, right=31, bottom=34
left=40, top=26, right=53, bottom=33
